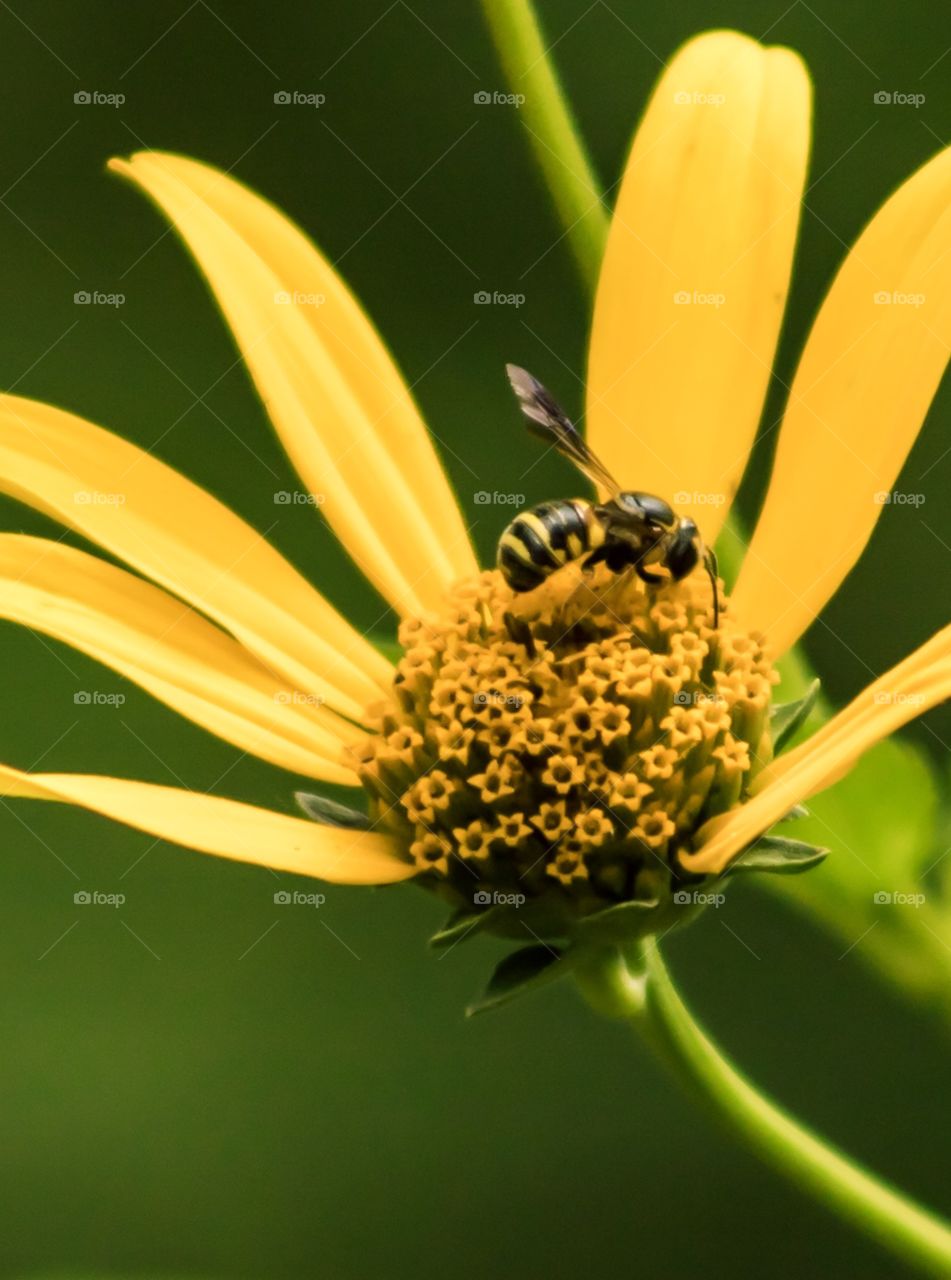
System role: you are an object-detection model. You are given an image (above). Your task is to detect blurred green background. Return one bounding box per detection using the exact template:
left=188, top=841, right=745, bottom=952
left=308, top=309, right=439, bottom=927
left=0, top=2, right=948, bottom=1277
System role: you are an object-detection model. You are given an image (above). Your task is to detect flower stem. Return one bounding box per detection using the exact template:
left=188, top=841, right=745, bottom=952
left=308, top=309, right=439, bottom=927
left=579, top=944, right=951, bottom=1278
left=479, top=0, right=608, bottom=292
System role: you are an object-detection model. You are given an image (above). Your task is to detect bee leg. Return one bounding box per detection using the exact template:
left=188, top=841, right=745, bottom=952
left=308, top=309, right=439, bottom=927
left=581, top=545, right=609, bottom=570
left=706, top=550, right=721, bottom=629
left=503, top=611, right=537, bottom=657
left=635, top=564, right=664, bottom=586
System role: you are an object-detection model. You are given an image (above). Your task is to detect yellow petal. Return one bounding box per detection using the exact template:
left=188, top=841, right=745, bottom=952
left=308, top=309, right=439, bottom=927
left=587, top=30, right=810, bottom=541
left=110, top=150, right=477, bottom=617
left=0, top=534, right=359, bottom=783
left=0, top=764, right=412, bottom=885
left=733, top=146, right=951, bottom=653
left=682, top=625, right=951, bottom=874
left=0, top=394, right=391, bottom=723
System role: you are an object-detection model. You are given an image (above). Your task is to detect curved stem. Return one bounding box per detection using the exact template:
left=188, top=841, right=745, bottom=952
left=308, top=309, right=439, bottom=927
left=580, top=945, right=951, bottom=1278
left=480, top=0, right=608, bottom=292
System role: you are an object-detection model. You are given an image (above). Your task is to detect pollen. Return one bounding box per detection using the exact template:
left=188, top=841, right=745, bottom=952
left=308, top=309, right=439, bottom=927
left=352, top=565, right=778, bottom=924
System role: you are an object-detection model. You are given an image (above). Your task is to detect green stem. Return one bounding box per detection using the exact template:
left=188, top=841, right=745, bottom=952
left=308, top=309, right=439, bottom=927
left=579, top=945, right=951, bottom=1278
left=480, top=0, right=608, bottom=292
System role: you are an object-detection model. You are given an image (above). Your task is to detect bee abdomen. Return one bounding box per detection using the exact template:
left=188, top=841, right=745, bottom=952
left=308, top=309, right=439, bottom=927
left=497, top=500, right=598, bottom=592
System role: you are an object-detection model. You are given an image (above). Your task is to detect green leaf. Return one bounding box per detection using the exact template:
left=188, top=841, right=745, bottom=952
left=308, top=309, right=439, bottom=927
left=770, top=679, right=821, bottom=753
left=466, top=944, right=565, bottom=1016
left=574, top=898, right=659, bottom=944
left=295, top=792, right=371, bottom=829
left=726, top=836, right=828, bottom=877
left=429, top=906, right=505, bottom=949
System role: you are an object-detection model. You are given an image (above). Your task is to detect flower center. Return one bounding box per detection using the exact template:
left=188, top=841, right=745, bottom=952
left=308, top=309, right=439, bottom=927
left=351, top=565, right=777, bottom=929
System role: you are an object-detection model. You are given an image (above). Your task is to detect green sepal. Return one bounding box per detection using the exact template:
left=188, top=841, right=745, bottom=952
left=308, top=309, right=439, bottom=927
left=466, top=944, right=565, bottom=1017
left=781, top=803, right=810, bottom=822
left=770, top=679, right=821, bottom=753
left=573, top=898, right=660, bottom=945
left=429, top=906, right=505, bottom=949
left=725, top=835, right=828, bottom=877
left=295, top=791, right=371, bottom=829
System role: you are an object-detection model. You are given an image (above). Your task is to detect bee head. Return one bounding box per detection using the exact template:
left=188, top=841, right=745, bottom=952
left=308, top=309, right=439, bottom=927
left=663, top=517, right=702, bottom=580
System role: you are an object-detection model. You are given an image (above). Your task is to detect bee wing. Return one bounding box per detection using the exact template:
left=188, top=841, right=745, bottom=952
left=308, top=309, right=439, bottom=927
left=505, top=364, right=621, bottom=499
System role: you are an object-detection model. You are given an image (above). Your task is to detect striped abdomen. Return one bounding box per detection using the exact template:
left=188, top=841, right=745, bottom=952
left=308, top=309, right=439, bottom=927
left=497, top=499, right=604, bottom=592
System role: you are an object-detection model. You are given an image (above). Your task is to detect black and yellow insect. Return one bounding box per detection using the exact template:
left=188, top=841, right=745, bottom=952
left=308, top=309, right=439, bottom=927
left=497, top=365, right=719, bottom=625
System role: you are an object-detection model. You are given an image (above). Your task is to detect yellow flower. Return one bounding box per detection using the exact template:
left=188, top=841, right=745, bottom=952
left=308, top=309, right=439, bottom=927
left=0, top=31, right=948, bottom=928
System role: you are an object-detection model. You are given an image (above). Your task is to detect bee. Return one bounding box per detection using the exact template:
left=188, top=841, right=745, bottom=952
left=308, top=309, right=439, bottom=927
left=497, top=365, right=719, bottom=626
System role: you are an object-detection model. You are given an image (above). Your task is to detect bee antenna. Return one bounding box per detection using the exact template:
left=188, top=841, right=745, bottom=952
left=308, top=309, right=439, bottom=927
left=704, top=547, right=720, bottom=629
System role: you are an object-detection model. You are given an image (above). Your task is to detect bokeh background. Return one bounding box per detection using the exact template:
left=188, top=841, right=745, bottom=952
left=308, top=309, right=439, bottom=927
left=0, top=2, right=948, bottom=1277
